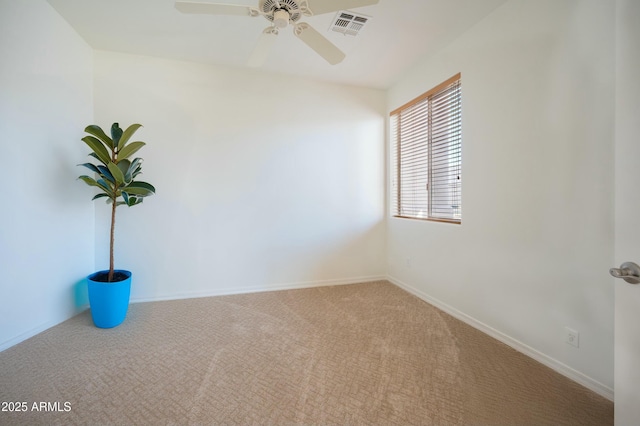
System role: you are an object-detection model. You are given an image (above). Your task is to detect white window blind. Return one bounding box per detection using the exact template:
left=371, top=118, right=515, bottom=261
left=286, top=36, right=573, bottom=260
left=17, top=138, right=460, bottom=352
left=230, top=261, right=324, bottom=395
left=390, top=74, right=462, bottom=223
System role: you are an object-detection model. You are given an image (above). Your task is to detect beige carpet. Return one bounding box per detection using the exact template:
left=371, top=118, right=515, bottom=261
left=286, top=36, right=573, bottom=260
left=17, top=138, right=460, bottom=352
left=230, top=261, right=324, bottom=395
left=0, top=281, right=612, bottom=425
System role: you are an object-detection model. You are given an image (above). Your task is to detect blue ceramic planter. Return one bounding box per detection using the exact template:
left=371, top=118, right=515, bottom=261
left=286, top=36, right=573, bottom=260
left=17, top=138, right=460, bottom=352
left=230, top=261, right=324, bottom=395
left=87, top=270, right=132, bottom=328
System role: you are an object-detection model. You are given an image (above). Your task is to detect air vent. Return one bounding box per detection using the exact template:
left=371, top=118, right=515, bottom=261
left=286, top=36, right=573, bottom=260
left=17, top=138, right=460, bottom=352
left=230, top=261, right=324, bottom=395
left=330, top=10, right=370, bottom=36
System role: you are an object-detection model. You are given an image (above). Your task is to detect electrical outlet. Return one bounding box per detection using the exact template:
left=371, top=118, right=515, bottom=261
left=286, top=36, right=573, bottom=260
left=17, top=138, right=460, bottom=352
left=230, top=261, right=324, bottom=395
left=565, top=327, right=579, bottom=348
left=405, top=258, right=412, bottom=268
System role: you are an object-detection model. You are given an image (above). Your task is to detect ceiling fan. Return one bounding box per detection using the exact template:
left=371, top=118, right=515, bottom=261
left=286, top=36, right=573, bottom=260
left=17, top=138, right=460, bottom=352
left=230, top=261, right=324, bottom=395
left=175, top=0, right=379, bottom=66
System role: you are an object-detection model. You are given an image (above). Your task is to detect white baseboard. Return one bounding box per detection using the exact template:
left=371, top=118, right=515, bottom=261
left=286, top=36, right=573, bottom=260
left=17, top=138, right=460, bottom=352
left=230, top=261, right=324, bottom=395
left=387, top=275, right=614, bottom=402
left=0, top=321, right=56, bottom=353
left=130, top=275, right=388, bottom=304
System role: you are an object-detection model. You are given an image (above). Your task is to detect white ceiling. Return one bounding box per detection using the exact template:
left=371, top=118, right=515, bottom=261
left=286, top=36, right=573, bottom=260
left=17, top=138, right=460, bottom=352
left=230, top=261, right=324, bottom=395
left=46, top=0, right=507, bottom=89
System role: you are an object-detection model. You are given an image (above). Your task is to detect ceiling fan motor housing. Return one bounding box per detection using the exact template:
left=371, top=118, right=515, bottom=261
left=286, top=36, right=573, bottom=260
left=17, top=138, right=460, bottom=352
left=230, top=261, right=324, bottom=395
left=260, top=0, right=303, bottom=26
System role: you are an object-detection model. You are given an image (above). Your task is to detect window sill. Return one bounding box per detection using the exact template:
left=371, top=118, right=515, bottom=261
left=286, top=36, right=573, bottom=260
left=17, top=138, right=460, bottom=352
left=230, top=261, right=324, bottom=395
left=393, top=215, right=461, bottom=225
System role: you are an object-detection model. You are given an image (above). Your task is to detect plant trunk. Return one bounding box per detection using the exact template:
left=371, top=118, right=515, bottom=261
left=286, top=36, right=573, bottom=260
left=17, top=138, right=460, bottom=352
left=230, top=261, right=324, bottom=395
left=108, top=197, right=116, bottom=282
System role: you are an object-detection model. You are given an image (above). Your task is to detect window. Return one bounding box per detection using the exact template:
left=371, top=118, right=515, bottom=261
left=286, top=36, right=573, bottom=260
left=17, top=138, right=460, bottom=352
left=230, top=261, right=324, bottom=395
left=390, top=73, right=462, bottom=223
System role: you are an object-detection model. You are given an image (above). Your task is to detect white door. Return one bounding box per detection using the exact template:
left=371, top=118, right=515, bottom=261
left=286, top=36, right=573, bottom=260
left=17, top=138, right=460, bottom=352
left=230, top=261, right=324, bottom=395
left=614, top=0, right=640, bottom=424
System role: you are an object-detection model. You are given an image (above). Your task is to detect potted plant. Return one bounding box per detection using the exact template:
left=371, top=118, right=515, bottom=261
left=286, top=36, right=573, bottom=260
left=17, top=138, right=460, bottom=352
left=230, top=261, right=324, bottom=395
left=78, top=122, right=155, bottom=328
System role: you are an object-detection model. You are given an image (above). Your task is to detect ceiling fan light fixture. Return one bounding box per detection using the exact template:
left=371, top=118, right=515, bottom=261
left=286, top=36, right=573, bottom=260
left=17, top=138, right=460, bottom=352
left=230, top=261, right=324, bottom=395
left=273, top=9, right=290, bottom=28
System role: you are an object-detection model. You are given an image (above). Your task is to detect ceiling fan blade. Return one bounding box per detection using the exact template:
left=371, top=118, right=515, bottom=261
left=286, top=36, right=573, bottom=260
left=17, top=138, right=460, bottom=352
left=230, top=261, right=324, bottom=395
left=307, top=0, right=379, bottom=16
left=247, top=28, right=278, bottom=67
left=294, top=23, right=345, bottom=65
left=175, top=1, right=255, bottom=16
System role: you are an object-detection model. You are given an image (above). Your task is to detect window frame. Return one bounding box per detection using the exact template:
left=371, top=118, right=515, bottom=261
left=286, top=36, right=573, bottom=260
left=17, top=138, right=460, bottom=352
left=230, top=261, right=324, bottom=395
left=390, top=73, right=462, bottom=224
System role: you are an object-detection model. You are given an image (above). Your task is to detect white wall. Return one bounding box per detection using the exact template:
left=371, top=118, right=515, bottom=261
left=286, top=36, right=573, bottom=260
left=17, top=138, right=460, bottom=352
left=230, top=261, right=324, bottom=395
left=92, top=51, right=386, bottom=301
left=387, top=0, right=615, bottom=395
left=0, top=0, right=94, bottom=350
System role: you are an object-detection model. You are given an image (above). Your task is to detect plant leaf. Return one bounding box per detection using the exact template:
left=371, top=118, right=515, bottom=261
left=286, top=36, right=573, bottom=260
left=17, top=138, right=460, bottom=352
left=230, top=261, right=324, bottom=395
left=78, top=163, right=101, bottom=174
left=121, top=187, right=152, bottom=197
left=129, top=157, right=142, bottom=170
left=96, top=178, right=113, bottom=193
left=117, top=124, right=142, bottom=152
left=88, top=152, right=107, bottom=166
left=79, top=176, right=111, bottom=198
left=118, top=141, right=145, bottom=161
left=108, top=162, right=125, bottom=185
left=122, top=181, right=155, bottom=197
left=117, top=159, right=132, bottom=184
left=92, top=193, right=110, bottom=201
left=78, top=175, right=100, bottom=188
left=82, top=136, right=111, bottom=165
left=97, top=165, right=115, bottom=184
left=128, top=157, right=143, bottom=177
left=111, top=123, right=123, bottom=147
left=84, top=125, right=114, bottom=150
left=122, top=192, right=143, bottom=206
left=126, top=181, right=155, bottom=194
